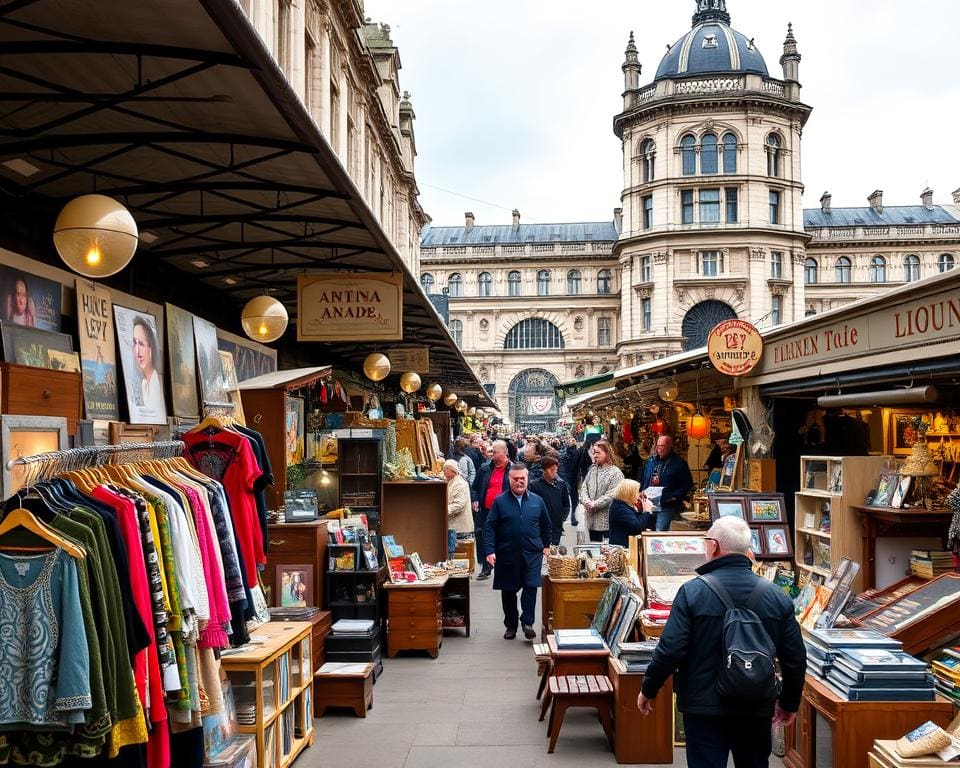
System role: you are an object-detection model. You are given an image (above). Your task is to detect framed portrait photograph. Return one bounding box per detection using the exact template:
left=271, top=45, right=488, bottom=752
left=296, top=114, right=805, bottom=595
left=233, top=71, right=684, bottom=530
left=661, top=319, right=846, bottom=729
left=889, top=412, right=927, bottom=455
left=749, top=527, right=764, bottom=556
left=707, top=494, right=746, bottom=521
left=748, top=495, right=785, bottom=523
left=872, top=473, right=898, bottom=507
left=890, top=475, right=912, bottom=509
left=0, top=266, right=62, bottom=332
left=764, top=526, right=793, bottom=557
left=114, top=305, right=167, bottom=425
left=716, top=444, right=742, bottom=491
left=273, top=564, right=314, bottom=608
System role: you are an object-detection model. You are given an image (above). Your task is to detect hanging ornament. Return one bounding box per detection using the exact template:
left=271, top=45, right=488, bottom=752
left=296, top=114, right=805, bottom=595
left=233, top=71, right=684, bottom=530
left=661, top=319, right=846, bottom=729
left=363, top=352, right=391, bottom=381
left=241, top=295, right=289, bottom=343
left=399, top=371, right=422, bottom=394
left=53, top=194, right=139, bottom=278
left=426, top=382, right=443, bottom=401
left=443, top=392, right=458, bottom=407
left=658, top=380, right=678, bottom=402
left=688, top=413, right=711, bottom=440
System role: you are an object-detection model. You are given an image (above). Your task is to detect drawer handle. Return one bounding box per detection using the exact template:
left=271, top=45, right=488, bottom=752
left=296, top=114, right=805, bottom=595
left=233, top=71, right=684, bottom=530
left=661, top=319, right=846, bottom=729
left=270, top=539, right=287, bottom=546
left=41, top=389, right=52, bottom=400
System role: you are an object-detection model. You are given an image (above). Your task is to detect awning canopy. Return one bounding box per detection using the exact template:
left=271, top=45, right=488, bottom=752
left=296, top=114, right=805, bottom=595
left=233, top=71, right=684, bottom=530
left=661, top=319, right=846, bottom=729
left=0, top=0, right=494, bottom=408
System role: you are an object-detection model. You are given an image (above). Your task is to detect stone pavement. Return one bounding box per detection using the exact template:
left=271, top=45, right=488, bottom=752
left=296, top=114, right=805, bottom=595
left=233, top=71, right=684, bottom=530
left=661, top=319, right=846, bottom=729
left=308, top=526, right=786, bottom=768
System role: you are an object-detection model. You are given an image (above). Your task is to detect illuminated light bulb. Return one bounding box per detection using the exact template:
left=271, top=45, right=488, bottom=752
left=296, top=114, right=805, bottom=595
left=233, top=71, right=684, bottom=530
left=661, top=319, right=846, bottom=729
left=54, top=194, right=138, bottom=278
left=241, top=295, right=289, bottom=343
left=85, top=242, right=102, bottom=267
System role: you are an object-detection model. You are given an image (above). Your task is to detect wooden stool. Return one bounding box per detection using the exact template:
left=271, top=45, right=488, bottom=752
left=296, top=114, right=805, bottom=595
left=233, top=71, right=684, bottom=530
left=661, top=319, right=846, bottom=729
left=533, top=643, right=552, bottom=700
left=543, top=674, right=614, bottom=754
left=313, top=663, right=374, bottom=717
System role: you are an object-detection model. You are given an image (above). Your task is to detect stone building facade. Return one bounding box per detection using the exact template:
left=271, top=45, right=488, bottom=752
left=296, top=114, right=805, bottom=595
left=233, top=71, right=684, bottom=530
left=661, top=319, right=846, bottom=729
left=239, top=0, right=428, bottom=272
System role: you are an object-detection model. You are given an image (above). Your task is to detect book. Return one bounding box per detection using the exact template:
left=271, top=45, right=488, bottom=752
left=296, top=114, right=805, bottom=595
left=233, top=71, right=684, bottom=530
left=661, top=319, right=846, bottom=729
left=806, top=628, right=902, bottom=649
left=840, top=648, right=927, bottom=672
left=555, top=628, right=605, bottom=649
left=382, top=535, right=404, bottom=557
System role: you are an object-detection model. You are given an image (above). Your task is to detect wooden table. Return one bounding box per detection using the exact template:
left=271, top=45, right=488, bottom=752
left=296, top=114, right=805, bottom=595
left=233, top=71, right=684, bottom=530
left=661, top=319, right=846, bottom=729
left=852, top=505, right=952, bottom=589
left=783, top=674, right=955, bottom=768
left=607, top=658, right=674, bottom=765
left=540, top=576, right=609, bottom=641
left=383, top=575, right=448, bottom=658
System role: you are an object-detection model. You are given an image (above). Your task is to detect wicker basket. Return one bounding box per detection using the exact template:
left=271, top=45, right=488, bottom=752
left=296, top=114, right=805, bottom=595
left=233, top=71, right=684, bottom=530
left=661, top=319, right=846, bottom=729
left=548, top=555, right=579, bottom=579
left=606, top=547, right=628, bottom=576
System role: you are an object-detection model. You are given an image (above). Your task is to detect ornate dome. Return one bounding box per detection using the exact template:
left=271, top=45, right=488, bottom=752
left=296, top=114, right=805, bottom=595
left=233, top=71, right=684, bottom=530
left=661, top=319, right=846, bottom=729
left=655, top=1, right=768, bottom=80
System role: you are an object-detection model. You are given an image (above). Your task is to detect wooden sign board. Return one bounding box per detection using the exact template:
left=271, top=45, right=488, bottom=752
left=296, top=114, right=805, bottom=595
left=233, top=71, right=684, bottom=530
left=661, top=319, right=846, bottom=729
left=298, top=273, right=403, bottom=342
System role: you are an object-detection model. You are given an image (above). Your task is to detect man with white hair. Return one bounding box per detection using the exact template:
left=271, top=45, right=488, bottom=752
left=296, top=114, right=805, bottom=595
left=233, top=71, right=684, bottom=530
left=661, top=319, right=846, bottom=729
left=637, top=516, right=806, bottom=768
left=471, top=440, right=511, bottom=580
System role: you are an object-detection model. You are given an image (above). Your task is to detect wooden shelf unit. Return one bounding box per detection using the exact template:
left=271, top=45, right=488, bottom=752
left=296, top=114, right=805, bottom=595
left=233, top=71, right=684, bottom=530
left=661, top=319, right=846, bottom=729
left=220, top=622, right=314, bottom=768
left=794, top=455, right=890, bottom=592
left=441, top=574, right=471, bottom=636
left=337, top=437, right=383, bottom=522
left=380, top=480, right=449, bottom=563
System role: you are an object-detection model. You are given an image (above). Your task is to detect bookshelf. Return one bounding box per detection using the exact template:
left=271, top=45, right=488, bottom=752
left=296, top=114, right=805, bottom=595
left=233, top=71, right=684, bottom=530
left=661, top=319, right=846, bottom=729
left=338, top=437, right=383, bottom=523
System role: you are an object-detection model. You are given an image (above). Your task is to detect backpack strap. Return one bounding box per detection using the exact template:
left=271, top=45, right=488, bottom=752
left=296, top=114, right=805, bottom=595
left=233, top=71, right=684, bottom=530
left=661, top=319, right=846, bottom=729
left=745, top=579, right=772, bottom=612
left=698, top=573, right=735, bottom=610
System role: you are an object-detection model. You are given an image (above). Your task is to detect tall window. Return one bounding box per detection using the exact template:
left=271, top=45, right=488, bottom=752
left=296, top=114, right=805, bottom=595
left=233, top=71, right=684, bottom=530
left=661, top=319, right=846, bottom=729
left=448, top=273, right=463, bottom=297
left=641, top=255, right=652, bottom=282
left=598, top=317, right=612, bottom=347
left=870, top=255, right=886, bottom=283
left=769, top=190, right=781, bottom=224
left=277, top=0, right=293, bottom=76
left=701, top=251, right=722, bottom=277
left=725, top=187, right=738, bottom=222
left=771, top=251, right=783, bottom=279
left=835, top=256, right=852, bottom=284
left=767, top=134, right=782, bottom=177
left=771, top=295, right=783, bottom=326
left=804, top=258, right=818, bottom=285
left=682, top=190, right=695, bottom=224
left=700, top=189, right=721, bottom=223
left=566, top=270, right=582, bottom=295
left=681, top=134, right=696, bottom=176
left=640, top=138, right=656, bottom=182
left=537, top=270, right=551, bottom=296
left=642, top=195, right=653, bottom=229
left=904, top=254, right=921, bottom=282
left=478, top=271, right=492, bottom=297
left=449, top=319, right=462, bottom=347
left=722, top=132, right=737, bottom=173
left=420, top=273, right=434, bottom=293
left=641, top=298, right=652, bottom=332
left=940, top=253, right=955, bottom=273
left=504, top=318, right=565, bottom=349
left=700, top=133, right=718, bottom=175
left=597, top=269, right=612, bottom=294
left=508, top=270, right=522, bottom=296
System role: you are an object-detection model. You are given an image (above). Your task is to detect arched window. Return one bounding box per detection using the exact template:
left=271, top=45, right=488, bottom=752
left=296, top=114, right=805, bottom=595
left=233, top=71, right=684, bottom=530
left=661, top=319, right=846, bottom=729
left=681, top=134, right=696, bottom=176
left=722, top=132, right=737, bottom=174
left=566, top=270, right=582, bottom=295
left=449, top=318, right=462, bottom=347
left=700, top=133, right=718, bottom=175
left=835, top=256, right=852, bottom=284
left=537, top=270, right=551, bottom=296
left=640, top=138, right=656, bottom=182
left=420, top=272, right=434, bottom=294
left=504, top=318, right=565, bottom=350
left=597, top=269, right=612, bottom=294
left=904, top=254, right=921, bottom=282
left=940, top=253, right=955, bottom=273
left=478, top=271, right=492, bottom=297
left=804, top=257, right=818, bottom=285
left=448, top=272, right=463, bottom=297
left=508, top=270, right=522, bottom=296
left=766, top=134, right=782, bottom=177
left=869, top=256, right=886, bottom=283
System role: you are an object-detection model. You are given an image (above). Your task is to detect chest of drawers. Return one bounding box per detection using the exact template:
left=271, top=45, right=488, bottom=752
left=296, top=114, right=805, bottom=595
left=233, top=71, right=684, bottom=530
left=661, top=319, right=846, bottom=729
left=383, top=576, right=447, bottom=659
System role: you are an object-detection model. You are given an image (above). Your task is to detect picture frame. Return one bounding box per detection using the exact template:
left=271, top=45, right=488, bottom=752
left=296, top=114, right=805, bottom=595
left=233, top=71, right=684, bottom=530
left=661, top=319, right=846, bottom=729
left=716, top=443, right=742, bottom=491
left=0, top=266, right=63, bottom=333
left=273, top=564, right=314, bottom=608
left=407, top=552, right=427, bottom=581
left=610, top=593, right=642, bottom=653
left=890, top=475, right=912, bottom=508
left=0, top=320, right=74, bottom=367
left=165, top=303, right=199, bottom=419
left=75, top=280, right=120, bottom=421
left=889, top=411, right=927, bottom=455
left=706, top=494, right=746, bottom=521
left=749, top=527, right=764, bottom=555
left=859, top=573, right=960, bottom=636
left=1, top=415, right=68, bottom=497
left=764, top=526, right=792, bottom=557
left=113, top=305, right=168, bottom=425
left=873, top=473, right=898, bottom=507
left=641, top=531, right=706, bottom=604
left=748, top=494, right=785, bottom=523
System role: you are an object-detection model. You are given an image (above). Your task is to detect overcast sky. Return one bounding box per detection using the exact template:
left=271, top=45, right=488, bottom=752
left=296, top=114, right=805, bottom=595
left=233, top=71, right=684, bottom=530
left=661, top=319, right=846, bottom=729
left=363, top=0, right=960, bottom=229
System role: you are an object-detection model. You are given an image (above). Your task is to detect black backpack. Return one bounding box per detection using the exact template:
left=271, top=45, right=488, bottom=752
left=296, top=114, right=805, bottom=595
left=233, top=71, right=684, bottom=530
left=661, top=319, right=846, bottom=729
left=699, top=574, right=781, bottom=702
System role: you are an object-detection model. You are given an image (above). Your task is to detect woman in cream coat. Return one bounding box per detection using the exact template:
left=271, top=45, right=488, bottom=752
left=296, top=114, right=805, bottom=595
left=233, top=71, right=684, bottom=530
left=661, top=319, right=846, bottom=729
left=444, top=459, right=474, bottom=558
left=578, top=439, right=624, bottom=542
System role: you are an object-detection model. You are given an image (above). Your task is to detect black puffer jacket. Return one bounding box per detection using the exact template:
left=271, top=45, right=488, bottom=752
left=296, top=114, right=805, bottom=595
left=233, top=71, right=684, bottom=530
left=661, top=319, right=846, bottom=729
left=641, top=554, right=806, bottom=716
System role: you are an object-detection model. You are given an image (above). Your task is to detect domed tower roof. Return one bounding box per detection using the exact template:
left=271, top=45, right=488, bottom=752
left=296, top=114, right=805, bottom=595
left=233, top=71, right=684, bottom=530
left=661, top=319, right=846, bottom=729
left=655, top=0, right=768, bottom=80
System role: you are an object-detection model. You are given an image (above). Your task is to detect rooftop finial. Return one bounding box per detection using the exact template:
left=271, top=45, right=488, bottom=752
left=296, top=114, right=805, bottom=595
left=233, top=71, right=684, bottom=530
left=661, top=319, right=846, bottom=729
left=692, top=0, right=731, bottom=26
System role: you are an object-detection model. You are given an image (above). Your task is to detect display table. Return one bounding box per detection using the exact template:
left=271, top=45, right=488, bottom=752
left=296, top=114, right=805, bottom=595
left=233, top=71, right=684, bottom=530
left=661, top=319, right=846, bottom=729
left=783, top=674, right=955, bottom=768
left=607, top=658, right=674, bottom=765
left=540, top=576, right=608, bottom=641
left=383, top=575, right=448, bottom=658
left=852, top=505, right=953, bottom=589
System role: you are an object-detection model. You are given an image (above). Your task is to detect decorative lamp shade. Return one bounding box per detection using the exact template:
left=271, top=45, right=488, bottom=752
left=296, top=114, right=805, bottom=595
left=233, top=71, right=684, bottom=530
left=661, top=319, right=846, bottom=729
left=399, top=371, right=422, bottom=394
left=363, top=352, right=391, bottom=381
left=426, top=382, right=443, bottom=401
left=658, top=381, right=679, bottom=402
left=53, top=194, right=139, bottom=278
left=443, top=392, right=458, bottom=407
left=688, top=413, right=711, bottom=440
left=240, top=295, right=288, bottom=343
left=651, top=419, right=666, bottom=435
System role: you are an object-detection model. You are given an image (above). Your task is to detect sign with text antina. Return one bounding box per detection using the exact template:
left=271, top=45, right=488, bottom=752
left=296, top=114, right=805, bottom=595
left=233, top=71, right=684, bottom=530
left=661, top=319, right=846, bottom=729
left=298, top=273, right=403, bottom=342
left=707, top=319, right=763, bottom=376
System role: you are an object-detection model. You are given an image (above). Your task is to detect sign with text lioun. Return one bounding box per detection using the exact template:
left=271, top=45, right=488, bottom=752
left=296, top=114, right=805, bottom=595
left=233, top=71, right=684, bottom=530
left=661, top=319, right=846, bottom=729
left=297, top=273, right=403, bottom=342
left=75, top=279, right=120, bottom=420
left=707, top=319, right=764, bottom=376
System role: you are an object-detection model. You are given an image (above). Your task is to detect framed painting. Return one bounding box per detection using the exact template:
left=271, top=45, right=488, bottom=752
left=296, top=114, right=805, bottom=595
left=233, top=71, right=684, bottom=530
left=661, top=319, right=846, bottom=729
left=641, top=531, right=706, bottom=604
left=872, top=473, right=898, bottom=507
left=273, top=564, right=315, bottom=608
left=716, top=443, right=742, bottom=491
left=1, top=320, right=73, bottom=366
left=890, top=475, right=912, bottom=509
left=749, top=527, right=764, bottom=556
left=764, top=526, right=793, bottom=557
left=165, top=303, right=199, bottom=419
left=707, top=494, right=747, bottom=521
left=889, top=411, right=927, bottom=455
left=748, top=494, right=785, bottom=524
left=0, top=266, right=62, bottom=332
left=859, top=573, right=960, bottom=636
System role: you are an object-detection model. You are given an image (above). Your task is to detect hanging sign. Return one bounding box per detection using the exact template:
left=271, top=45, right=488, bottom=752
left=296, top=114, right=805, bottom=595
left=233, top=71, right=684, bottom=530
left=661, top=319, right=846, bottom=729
left=298, top=273, right=403, bottom=342
left=707, top=319, right=764, bottom=376
left=387, top=346, right=430, bottom=373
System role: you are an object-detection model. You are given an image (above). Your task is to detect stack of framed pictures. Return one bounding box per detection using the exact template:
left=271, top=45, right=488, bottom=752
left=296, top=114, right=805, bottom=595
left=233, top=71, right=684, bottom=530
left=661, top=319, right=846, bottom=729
left=706, top=492, right=792, bottom=560
left=639, top=531, right=707, bottom=605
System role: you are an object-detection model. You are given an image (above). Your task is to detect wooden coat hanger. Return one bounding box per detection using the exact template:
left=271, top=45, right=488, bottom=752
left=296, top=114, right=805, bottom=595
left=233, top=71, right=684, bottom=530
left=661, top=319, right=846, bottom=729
left=0, top=505, right=85, bottom=559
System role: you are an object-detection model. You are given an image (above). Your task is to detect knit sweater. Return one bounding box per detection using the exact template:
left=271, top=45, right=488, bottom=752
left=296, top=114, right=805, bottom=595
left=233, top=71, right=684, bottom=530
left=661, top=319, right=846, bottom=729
left=579, top=463, right=624, bottom=532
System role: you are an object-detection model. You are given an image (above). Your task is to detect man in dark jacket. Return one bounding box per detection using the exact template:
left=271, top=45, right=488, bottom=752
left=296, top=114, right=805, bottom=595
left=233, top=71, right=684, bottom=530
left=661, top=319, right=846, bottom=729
left=638, top=517, right=806, bottom=767
left=471, top=440, right=511, bottom=579
left=640, top=435, right=694, bottom=531
left=559, top=437, right=581, bottom=524
left=483, top=463, right=552, bottom=640
left=529, top=456, right=570, bottom=546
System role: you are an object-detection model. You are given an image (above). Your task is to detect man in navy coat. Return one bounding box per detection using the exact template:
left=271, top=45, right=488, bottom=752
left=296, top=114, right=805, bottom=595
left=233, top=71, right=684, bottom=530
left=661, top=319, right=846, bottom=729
left=483, top=463, right=552, bottom=640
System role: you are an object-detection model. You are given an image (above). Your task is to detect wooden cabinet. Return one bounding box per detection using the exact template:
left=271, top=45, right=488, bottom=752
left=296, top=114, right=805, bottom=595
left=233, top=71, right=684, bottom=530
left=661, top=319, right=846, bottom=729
left=441, top=574, right=470, bottom=636
left=383, top=576, right=447, bottom=658
left=795, top=455, right=890, bottom=592
left=1, top=363, right=82, bottom=435
left=220, top=621, right=314, bottom=768
left=784, top=675, right=954, bottom=768
left=337, top=437, right=383, bottom=521
left=608, top=658, right=674, bottom=765
left=540, top=576, right=609, bottom=640
left=380, top=480, right=449, bottom=563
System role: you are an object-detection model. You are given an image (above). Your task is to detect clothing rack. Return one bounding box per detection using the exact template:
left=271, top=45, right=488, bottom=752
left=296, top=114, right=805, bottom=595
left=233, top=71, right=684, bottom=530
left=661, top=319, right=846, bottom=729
left=5, top=440, right=185, bottom=486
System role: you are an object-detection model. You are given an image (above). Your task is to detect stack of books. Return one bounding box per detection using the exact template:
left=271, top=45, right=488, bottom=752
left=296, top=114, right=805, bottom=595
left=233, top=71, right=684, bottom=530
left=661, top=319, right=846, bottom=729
left=930, top=648, right=960, bottom=704
left=554, top=628, right=605, bottom=650
left=870, top=740, right=955, bottom=768
left=909, top=550, right=955, bottom=579
left=269, top=606, right=320, bottom=621
left=616, top=639, right=659, bottom=672
left=331, top=618, right=376, bottom=636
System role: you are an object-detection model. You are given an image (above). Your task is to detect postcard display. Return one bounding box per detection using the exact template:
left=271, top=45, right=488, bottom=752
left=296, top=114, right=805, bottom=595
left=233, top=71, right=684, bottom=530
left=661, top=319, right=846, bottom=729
left=706, top=492, right=793, bottom=561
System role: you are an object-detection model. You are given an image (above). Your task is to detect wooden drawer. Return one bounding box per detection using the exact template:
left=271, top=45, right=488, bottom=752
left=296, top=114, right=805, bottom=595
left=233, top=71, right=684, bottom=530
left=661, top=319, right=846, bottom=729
left=267, top=527, right=321, bottom=557
left=390, top=601, right=439, bottom=618
left=389, top=589, right=440, bottom=606
left=1, top=363, right=82, bottom=435
left=389, top=629, right=440, bottom=648
left=390, top=616, right=441, bottom=632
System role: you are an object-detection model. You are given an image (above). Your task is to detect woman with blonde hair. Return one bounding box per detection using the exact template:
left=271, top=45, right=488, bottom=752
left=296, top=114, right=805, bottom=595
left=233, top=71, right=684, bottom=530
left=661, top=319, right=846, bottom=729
left=578, top=439, right=624, bottom=542
left=608, top=478, right=650, bottom=546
